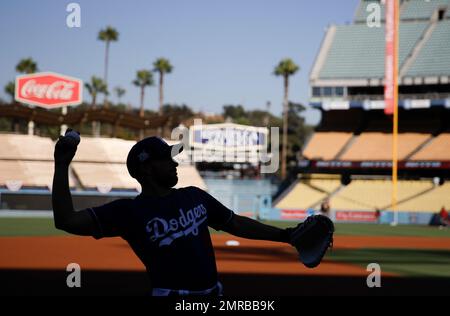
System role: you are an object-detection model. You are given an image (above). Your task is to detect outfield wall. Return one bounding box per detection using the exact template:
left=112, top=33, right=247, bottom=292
left=266, top=208, right=437, bottom=225
left=0, top=189, right=442, bottom=225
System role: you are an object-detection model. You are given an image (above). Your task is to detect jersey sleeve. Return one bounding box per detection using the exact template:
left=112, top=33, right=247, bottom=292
left=86, top=198, right=132, bottom=239
left=189, top=186, right=234, bottom=231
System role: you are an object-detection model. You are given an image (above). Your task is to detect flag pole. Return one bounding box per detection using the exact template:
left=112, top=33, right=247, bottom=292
left=385, top=0, right=399, bottom=225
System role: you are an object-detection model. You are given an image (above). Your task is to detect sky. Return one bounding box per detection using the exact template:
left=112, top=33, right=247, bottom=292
left=0, top=0, right=360, bottom=125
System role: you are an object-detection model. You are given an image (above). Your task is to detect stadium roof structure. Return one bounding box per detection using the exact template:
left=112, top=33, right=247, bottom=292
left=310, top=0, right=450, bottom=87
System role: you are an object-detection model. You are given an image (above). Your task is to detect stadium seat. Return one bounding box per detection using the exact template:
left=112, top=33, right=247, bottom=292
left=401, top=0, right=450, bottom=21
left=0, top=134, right=54, bottom=160
left=0, top=134, right=76, bottom=189
left=308, top=178, right=341, bottom=194
left=339, top=133, right=430, bottom=161
left=354, top=0, right=385, bottom=23
left=274, top=181, right=329, bottom=210
left=0, top=133, right=205, bottom=192
left=71, top=162, right=138, bottom=190
left=396, top=182, right=450, bottom=212
left=275, top=177, right=447, bottom=214
left=303, top=132, right=353, bottom=160
left=0, top=160, right=76, bottom=188
left=319, top=22, right=428, bottom=79
left=330, top=179, right=434, bottom=211
left=410, top=133, right=450, bottom=160
left=355, top=0, right=450, bottom=23
left=73, top=137, right=135, bottom=163
left=407, top=20, right=450, bottom=77
left=275, top=176, right=341, bottom=210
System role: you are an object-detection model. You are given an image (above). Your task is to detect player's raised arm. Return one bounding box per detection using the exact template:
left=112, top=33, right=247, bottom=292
left=52, top=130, right=96, bottom=236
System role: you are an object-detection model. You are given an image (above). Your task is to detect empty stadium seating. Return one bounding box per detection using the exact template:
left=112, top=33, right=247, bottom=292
left=330, top=179, right=434, bottom=211
left=339, top=132, right=430, bottom=160
left=407, top=20, right=450, bottom=77
left=275, top=176, right=447, bottom=213
left=299, top=0, right=450, bottom=219
left=401, top=0, right=449, bottom=21
left=355, top=0, right=450, bottom=22
left=0, top=134, right=54, bottom=161
left=73, top=137, right=135, bottom=163
left=317, top=0, right=450, bottom=80
left=0, top=133, right=205, bottom=192
left=303, top=130, right=433, bottom=162
left=308, top=177, right=342, bottom=193
left=275, top=182, right=327, bottom=210
left=274, top=178, right=341, bottom=210
left=72, top=137, right=206, bottom=191
left=0, top=134, right=76, bottom=189
left=354, top=0, right=385, bottom=23
left=302, top=132, right=353, bottom=160
left=0, top=160, right=76, bottom=188
left=395, top=182, right=450, bottom=212
left=319, top=22, right=428, bottom=79
left=71, top=162, right=137, bottom=190
left=410, top=133, right=450, bottom=160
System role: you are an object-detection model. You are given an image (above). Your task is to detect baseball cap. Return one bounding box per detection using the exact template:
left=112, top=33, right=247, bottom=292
left=126, top=136, right=183, bottom=178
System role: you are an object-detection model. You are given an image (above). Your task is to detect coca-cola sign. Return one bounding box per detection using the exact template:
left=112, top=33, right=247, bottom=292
left=15, top=72, right=82, bottom=108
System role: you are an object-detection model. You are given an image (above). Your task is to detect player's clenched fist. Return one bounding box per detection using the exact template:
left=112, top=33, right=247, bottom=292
left=54, top=128, right=80, bottom=166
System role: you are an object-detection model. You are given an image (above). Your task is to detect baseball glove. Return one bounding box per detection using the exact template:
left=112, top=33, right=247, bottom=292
left=287, top=215, right=335, bottom=268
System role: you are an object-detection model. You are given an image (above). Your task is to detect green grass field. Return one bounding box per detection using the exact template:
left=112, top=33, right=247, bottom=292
left=1, top=217, right=449, bottom=278
left=263, top=220, right=450, bottom=238
left=0, top=218, right=67, bottom=237
left=328, top=248, right=450, bottom=277
left=1, top=217, right=450, bottom=238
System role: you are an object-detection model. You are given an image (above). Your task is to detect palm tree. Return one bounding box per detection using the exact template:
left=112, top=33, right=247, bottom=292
left=15, top=58, right=38, bottom=133
left=153, top=58, right=173, bottom=114
left=133, top=70, right=154, bottom=117
left=84, top=76, right=108, bottom=136
left=84, top=76, right=108, bottom=108
left=4, top=81, right=15, bottom=103
left=98, top=26, right=119, bottom=107
left=114, top=86, right=126, bottom=104
left=16, top=58, right=38, bottom=74
left=274, top=58, right=299, bottom=179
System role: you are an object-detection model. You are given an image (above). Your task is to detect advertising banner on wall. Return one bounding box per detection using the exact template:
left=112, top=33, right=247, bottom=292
left=15, top=72, right=83, bottom=108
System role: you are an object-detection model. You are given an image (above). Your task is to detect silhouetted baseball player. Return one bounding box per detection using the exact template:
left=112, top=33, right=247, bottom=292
left=52, top=135, right=293, bottom=296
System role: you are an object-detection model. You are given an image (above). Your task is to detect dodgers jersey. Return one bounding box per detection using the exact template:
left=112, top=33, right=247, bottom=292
left=86, top=186, right=234, bottom=291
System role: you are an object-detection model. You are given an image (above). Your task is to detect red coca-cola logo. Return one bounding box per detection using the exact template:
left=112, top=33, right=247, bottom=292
left=15, top=72, right=82, bottom=108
